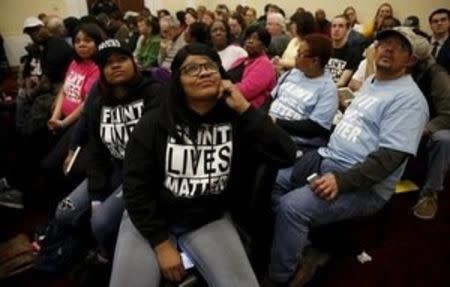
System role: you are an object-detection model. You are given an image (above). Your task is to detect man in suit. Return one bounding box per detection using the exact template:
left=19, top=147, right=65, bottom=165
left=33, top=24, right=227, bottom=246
left=429, top=8, right=450, bottom=74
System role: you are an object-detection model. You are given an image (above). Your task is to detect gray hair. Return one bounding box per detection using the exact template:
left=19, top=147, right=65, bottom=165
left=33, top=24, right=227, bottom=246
left=46, top=16, right=65, bottom=37
left=267, top=12, right=286, bottom=32
left=160, top=15, right=180, bottom=28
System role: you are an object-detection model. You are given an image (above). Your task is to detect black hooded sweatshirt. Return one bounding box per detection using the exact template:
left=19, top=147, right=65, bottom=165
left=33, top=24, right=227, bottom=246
left=123, top=90, right=297, bottom=247
left=86, top=76, right=162, bottom=200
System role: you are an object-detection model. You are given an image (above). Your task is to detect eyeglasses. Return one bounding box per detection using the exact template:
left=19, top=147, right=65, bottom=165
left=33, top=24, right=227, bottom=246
left=180, top=61, right=220, bottom=76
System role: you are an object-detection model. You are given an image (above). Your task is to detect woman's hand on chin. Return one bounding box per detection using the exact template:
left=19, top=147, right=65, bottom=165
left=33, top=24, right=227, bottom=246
left=219, top=80, right=250, bottom=114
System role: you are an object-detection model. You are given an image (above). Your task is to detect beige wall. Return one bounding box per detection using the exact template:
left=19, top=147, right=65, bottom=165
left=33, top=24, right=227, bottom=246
left=0, top=0, right=448, bottom=65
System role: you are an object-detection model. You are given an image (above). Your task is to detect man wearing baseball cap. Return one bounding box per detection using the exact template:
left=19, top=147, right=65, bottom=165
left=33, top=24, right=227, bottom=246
left=23, top=16, right=44, bottom=33
left=265, top=27, right=429, bottom=287
left=22, top=16, right=72, bottom=85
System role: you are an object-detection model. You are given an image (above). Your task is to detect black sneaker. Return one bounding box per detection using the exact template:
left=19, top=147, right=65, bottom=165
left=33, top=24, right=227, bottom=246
left=0, top=177, right=11, bottom=192
left=0, top=188, right=24, bottom=209
left=71, top=250, right=111, bottom=287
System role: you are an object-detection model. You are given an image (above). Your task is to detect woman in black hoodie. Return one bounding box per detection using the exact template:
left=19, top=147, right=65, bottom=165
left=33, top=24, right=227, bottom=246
left=53, top=39, right=161, bottom=262
left=110, top=43, right=296, bottom=287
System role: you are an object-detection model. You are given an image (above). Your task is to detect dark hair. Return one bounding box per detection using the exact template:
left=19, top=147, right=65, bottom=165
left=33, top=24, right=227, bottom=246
left=137, top=15, right=160, bottom=35
left=302, top=34, right=333, bottom=68
left=230, top=12, right=247, bottom=31
left=176, top=10, right=187, bottom=28
left=185, top=7, right=197, bottom=16
left=264, top=4, right=273, bottom=14
left=167, top=43, right=229, bottom=140
left=244, top=24, right=271, bottom=48
left=80, top=14, right=108, bottom=34
left=108, top=10, right=123, bottom=21
left=294, top=11, right=318, bottom=37
left=141, top=7, right=152, bottom=18
left=38, top=13, right=47, bottom=21
left=186, top=9, right=198, bottom=20
left=188, top=22, right=210, bottom=44
left=429, top=8, right=450, bottom=23
left=72, top=23, right=106, bottom=61
left=210, top=20, right=233, bottom=47
left=64, top=17, right=81, bottom=38
left=333, top=14, right=351, bottom=29
left=380, top=16, right=401, bottom=30
left=158, top=9, right=171, bottom=18
left=216, top=4, right=230, bottom=14
left=404, top=15, right=420, bottom=28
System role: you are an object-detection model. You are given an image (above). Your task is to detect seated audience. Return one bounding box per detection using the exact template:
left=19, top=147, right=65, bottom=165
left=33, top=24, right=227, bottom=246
left=158, top=15, right=186, bottom=71
left=269, top=34, right=337, bottom=150
left=326, top=15, right=361, bottom=87
left=265, top=27, right=429, bottom=287
left=404, top=15, right=430, bottom=40
left=349, top=16, right=402, bottom=91
left=362, top=2, right=394, bottom=40
left=210, top=20, right=247, bottom=71
left=51, top=39, right=161, bottom=265
left=108, top=11, right=130, bottom=43
left=228, top=12, right=246, bottom=45
left=134, top=16, right=161, bottom=69
left=229, top=25, right=276, bottom=108
left=273, top=11, right=317, bottom=72
left=244, top=7, right=258, bottom=26
left=90, top=0, right=118, bottom=16
left=315, top=9, right=331, bottom=36
left=403, top=28, right=450, bottom=219
left=201, top=10, right=215, bottom=27
left=109, top=43, right=296, bottom=287
left=343, top=6, right=363, bottom=33
left=183, top=22, right=210, bottom=44
left=429, top=8, right=450, bottom=74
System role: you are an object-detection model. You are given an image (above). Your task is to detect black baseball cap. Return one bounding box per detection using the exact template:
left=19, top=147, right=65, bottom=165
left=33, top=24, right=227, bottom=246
left=96, top=39, right=133, bottom=67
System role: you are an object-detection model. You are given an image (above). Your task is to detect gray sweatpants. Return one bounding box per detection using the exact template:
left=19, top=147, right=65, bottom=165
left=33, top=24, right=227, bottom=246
left=109, top=211, right=259, bottom=287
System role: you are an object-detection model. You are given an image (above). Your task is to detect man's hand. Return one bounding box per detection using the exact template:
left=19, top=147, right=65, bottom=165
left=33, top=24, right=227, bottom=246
left=311, top=173, right=339, bottom=201
left=154, top=240, right=186, bottom=282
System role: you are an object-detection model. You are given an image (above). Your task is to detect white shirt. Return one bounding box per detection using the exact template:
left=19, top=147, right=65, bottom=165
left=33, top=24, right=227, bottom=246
left=217, top=45, right=248, bottom=71
left=431, top=34, right=449, bottom=57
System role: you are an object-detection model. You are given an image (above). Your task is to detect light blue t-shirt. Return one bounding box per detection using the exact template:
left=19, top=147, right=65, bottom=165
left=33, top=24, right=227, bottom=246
left=269, top=69, right=338, bottom=145
left=319, top=74, right=429, bottom=199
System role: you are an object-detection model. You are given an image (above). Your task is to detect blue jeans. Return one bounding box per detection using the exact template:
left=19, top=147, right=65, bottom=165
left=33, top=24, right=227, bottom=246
left=55, top=178, right=124, bottom=258
left=269, top=157, right=387, bottom=283
left=109, top=212, right=259, bottom=287
left=422, top=130, right=450, bottom=195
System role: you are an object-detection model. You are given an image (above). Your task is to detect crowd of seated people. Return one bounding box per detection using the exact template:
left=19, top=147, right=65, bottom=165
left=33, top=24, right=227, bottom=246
left=0, top=1, right=449, bottom=286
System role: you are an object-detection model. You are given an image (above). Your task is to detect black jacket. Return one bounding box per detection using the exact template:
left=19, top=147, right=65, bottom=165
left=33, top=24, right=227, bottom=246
left=86, top=76, right=162, bottom=200
left=123, top=95, right=296, bottom=247
left=436, top=37, right=450, bottom=75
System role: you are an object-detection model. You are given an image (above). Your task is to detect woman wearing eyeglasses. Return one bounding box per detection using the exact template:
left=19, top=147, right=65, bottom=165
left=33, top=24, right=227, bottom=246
left=109, top=43, right=296, bottom=287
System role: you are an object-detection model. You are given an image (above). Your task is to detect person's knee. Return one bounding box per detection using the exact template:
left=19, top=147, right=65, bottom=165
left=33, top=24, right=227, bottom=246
left=54, top=197, right=78, bottom=227
left=91, top=212, right=117, bottom=244
left=430, top=130, right=450, bottom=146
left=278, top=192, right=309, bottom=224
